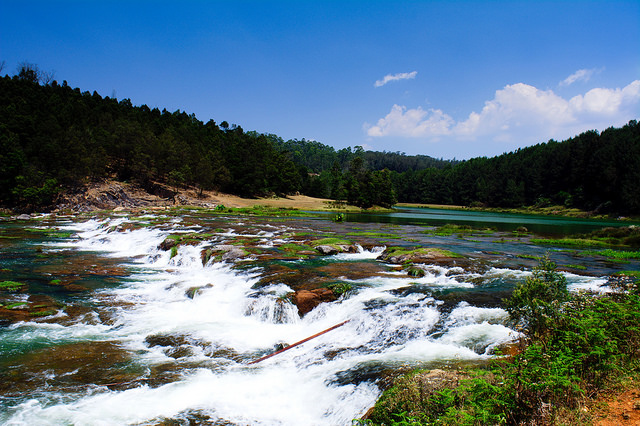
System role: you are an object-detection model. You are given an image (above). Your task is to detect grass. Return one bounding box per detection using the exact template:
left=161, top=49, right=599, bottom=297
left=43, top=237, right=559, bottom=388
left=3, top=302, right=28, bottom=309
left=310, top=237, right=352, bottom=247
left=517, top=254, right=541, bottom=260
left=208, top=204, right=318, bottom=217
left=30, top=310, right=56, bottom=317
left=422, top=223, right=474, bottom=236
left=564, top=264, right=587, bottom=270
left=584, top=248, right=640, bottom=260
left=530, top=238, right=610, bottom=248
left=0, top=280, right=26, bottom=291
left=280, top=243, right=314, bottom=253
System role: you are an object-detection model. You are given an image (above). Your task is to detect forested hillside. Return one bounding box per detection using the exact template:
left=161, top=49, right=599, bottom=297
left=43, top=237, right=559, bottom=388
left=0, top=72, right=306, bottom=209
left=268, top=136, right=451, bottom=173
left=1, top=67, right=638, bottom=214
left=387, top=121, right=640, bottom=214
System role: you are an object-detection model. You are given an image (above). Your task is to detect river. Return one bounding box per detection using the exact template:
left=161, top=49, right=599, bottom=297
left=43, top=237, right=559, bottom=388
left=0, top=209, right=634, bottom=425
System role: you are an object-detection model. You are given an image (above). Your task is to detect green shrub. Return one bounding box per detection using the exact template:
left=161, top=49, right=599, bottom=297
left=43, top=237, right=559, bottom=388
left=504, top=254, right=568, bottom=337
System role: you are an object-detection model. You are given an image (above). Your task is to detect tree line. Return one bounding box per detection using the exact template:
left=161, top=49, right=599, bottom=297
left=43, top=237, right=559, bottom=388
left=273, top=121, right=640, bottom=214
left=1, top=64, right=638, bottom=213
left=386, top=121, right=640, bottom=214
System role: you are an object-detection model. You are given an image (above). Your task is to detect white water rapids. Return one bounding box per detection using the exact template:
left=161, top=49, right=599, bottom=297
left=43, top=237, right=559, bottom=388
left=3, top=216, right=607, bottom=425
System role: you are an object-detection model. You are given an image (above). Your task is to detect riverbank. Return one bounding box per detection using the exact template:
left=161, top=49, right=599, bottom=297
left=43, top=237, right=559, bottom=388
left=397, top=202, right=639, bottom=221
left=43, top=179, right=388, bottom=214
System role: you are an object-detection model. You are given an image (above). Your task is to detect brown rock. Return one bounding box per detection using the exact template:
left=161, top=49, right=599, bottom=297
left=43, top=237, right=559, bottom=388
left=291, top=288, right=337, bottom=316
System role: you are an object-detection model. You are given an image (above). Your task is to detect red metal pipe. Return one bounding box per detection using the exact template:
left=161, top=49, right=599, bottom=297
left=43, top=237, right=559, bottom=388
left=248, top=320, right=350, bottom=365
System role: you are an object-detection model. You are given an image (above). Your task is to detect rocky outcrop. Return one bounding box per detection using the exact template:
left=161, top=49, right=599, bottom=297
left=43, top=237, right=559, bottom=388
left=315, top=244, right=357, bottom=255
left=291, top=288, right=337, bottom=316
left=381, top=247, right=461, bottom=264
left=55, top=182, right=152, bottom=211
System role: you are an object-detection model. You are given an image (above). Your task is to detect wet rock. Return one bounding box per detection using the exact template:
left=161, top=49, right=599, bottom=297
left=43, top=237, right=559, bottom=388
left=185, top=284, right=213, bottom=299
left=0, top=294, right=61, bottom=324
left=291, top=288, right=337, bottom=316
left=315, top=244, right=357, bottom=255
left=221, top=247, right=248, bottom=261
left=382, top=247, right=461, bottom=264
left=315, top=245, right=339, bottom=255
left=0, top=341, right=139, bottom=395
left=159, top=238, right=179, bottom=251
left=145, top=333, right=193, bottom=348
left=406, top=264, right=425, bottom=278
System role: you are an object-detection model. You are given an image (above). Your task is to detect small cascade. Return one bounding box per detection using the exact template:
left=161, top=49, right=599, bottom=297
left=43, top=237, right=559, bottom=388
left=245, top=285, right=300, bottom=324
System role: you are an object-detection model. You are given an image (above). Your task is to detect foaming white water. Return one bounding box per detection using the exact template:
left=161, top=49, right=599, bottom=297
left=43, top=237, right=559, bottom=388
left=333, top=245, right=385, bottom=260
left=4, top=218, right=522, bottom=425
left=566, top=273, right=611, bottom=293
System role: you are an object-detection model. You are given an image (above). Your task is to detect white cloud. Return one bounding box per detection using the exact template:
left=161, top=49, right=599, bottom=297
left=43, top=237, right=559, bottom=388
left=364, top=80, right=640, bottom=148
left=364, top=105, right=453, bottom=137
left=374, top=71, right=418, bottom=88
left=560, top=68, right=600, bottom=86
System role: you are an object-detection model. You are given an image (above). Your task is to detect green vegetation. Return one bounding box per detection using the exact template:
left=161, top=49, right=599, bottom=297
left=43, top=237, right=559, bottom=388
left=384, top=246, right=462, bottom=259
left=388, top=121, right=640, bottom=215
left=579, top=225, right=640, bottom=247
left=310, top=238, right=352, bottom=247
left=0, top=280, right=26, bottom=291
left=530, top=238, right=610, bottom=247
left=3, top=302, right=28, bottom=309
left=368, top=256, right=640, bottom=425
left=585, top=248, right=640, bottom=260
left=0, top=73, right=306, bottom=210
left=405, top=265, right=425, bottom=278
left=211, top=205, right=315, bottom=217
left=563, top=264, right=587, bottom=270
left=327, top=282, right=353, bottom=296
left=504, top=255, right=569, bottom=337
left=29, top=310, right=56, bottom=317
left=422, top=223, right=475, bottom=236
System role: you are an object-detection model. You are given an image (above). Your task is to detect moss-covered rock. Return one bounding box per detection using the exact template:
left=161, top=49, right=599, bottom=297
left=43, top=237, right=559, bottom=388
left=382, top=247, right=462, bottom=264
left=158, top=233, right=213, bottom=251
left=311, top=237, right=356, bottom=255
left=0, top=280, right=27, bottom=292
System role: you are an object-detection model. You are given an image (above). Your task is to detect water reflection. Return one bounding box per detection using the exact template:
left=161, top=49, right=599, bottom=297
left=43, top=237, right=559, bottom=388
left=318, top=207, right=637, bottom=236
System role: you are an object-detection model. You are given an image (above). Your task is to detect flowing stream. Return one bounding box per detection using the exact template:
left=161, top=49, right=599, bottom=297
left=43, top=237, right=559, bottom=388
left=0, top=212, right=623, bottom=425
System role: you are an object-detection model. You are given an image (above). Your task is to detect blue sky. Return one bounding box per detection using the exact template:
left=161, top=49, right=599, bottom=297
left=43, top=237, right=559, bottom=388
left=1, top=1, right=639, bottom=160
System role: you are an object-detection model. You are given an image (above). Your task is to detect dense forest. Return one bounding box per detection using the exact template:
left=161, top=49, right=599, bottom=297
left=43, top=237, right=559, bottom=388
left=1, top=66, right=638, bottom=213
left=277, top=121, right=640, bottom=214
